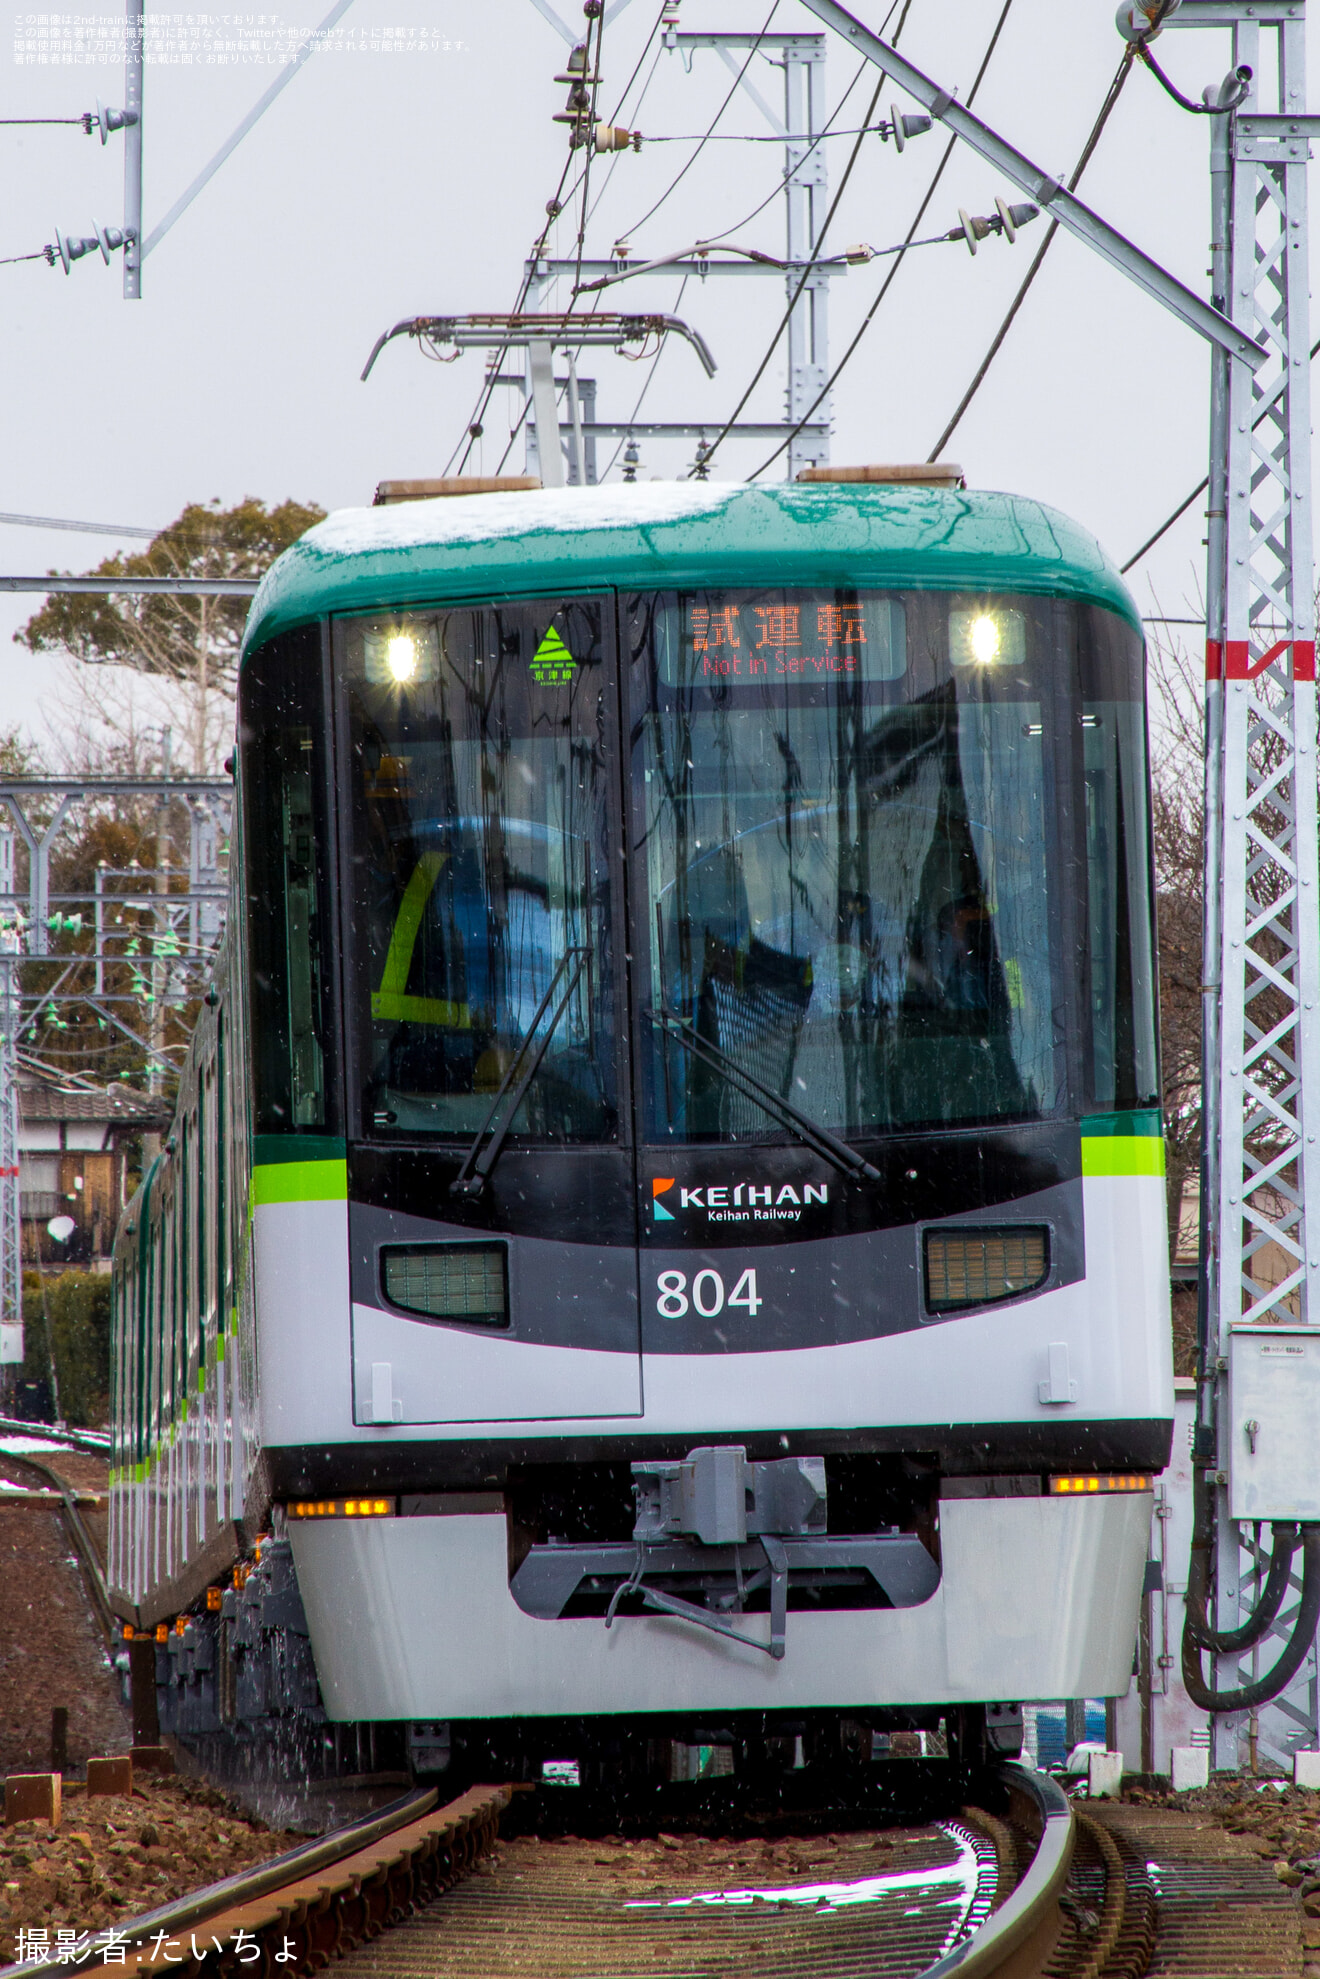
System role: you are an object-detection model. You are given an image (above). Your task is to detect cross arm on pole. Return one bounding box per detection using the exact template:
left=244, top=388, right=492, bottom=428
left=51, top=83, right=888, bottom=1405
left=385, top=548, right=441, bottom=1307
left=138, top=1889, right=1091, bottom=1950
left=795, top=0, right=1267, bottom=368
left=83, top=996, right=181, bottom=1078
left=141, top=0, right=357, bottom=260
left=712, top=43, right=787, bottom=136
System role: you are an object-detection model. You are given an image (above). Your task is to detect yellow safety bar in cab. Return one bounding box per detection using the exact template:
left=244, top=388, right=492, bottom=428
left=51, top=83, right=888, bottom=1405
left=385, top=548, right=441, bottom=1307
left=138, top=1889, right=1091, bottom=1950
left=371, top=849, right=472, bottom=1028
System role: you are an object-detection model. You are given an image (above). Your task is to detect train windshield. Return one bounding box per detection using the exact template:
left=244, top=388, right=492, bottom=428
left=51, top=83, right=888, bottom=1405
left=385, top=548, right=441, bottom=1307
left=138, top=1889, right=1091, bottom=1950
left=628, top=588, right=1154, bottom=1146
left=339, top=600, right=617, bottom=1142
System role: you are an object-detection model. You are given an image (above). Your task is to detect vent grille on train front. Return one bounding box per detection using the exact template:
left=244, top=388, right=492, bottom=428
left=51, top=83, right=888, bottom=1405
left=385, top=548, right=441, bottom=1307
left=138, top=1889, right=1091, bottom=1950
left=924, top=1227, right=1049, bottom=1314
left=381, top=1243, right=509, bottom=1327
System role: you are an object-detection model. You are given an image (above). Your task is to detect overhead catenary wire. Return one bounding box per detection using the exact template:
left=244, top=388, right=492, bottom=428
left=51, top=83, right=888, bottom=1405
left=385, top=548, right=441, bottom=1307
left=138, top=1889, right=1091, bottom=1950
left=445, top=146, right=583, bottom=475
left=685, top=0, right=915, bottom=477
left=696, top=60, right=868, bottom=246
left=747, top=0, right=1013, bottom=481
left=1121, top=329, right=1320, bottom=572
left=569, top=4, right=610, bottom=305
left=923, top=39, right=1139, bottom=460
left=461, top=0, right=884, bottom=484
left=450, top=0, right=662, bottom=477
left=614, top=0, right=781, bottom=242
left=645, top=123, right=896, bottom=140
left=494, top=0, right=785, bottom=481
left=602, top=272, right=692, bottom=480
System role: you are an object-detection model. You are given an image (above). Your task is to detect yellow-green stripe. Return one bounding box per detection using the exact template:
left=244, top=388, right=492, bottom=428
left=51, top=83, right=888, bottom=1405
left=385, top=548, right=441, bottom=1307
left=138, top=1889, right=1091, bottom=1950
left=1081, top=1136, right=1166, bottom=1178
left=252, top=1158, right=348, bottom=1206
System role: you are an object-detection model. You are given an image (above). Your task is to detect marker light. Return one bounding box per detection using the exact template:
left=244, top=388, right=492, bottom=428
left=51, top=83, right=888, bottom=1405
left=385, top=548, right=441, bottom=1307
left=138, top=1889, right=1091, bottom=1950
left=949, top=605, right=1026, bottom=668
left=386, top=634, right=418, bottom=683
left=286, top=1497, right=397, bottom=1519
left=1048, top=1474, right=1153, bottom=1495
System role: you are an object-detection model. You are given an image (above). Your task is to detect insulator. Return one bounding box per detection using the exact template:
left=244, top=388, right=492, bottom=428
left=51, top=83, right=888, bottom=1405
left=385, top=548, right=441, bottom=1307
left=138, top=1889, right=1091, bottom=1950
left=49, top=221, right=133, bottom=272
left=86, top=98, right=139, bottom=144
left=955, top=208, right=993, bottom=255
left=1115, top=0, right=1179, bottom=41
left=844, top=243, right=875, bottom=265
left=594, top=123, right=641, bottom=151
left=622, top=438, right=640, bottom=484
left=994, top=196, right=1039, bottom=244
left=889, top=104, right=932, bottom=152
left=49, top=229, right=96, bottom=274
left=93, top=220, right=132, bottom=262
left=554, top=43, right=589, bottom=81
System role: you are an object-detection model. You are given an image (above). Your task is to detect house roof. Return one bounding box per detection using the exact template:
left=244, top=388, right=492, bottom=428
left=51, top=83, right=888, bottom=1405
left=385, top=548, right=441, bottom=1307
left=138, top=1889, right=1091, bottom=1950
left=18, top=1074, right=171, bottom=1129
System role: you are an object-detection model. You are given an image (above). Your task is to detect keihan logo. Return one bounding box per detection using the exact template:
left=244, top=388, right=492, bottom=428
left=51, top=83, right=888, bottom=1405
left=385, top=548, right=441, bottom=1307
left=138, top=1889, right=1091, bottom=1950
left=648, top=1176, right=827, bottom=1226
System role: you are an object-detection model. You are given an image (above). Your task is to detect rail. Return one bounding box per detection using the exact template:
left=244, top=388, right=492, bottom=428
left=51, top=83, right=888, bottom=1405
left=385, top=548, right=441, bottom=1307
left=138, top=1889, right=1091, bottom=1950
left=0, top=1416, right=110, bottom=1455
left=0, top=1448, right=118, bottom=1647
left=923, top=1765, right=1075, bottom=1976
left=0, top=1784, right=510, bottom=1979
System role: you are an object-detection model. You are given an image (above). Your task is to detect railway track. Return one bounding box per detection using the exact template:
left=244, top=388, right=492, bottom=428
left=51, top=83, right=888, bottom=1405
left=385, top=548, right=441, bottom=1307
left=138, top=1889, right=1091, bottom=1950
left=0, top=1759, right=1259, bottom=1979
left=0, top=1756, right=1307, bottom=1978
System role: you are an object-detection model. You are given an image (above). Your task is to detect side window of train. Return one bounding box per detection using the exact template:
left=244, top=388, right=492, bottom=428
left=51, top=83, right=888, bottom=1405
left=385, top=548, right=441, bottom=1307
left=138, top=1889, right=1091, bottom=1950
left=238, top=625, right=338, bottom=1136
left=1078, top=604, right=1160, bottom=1112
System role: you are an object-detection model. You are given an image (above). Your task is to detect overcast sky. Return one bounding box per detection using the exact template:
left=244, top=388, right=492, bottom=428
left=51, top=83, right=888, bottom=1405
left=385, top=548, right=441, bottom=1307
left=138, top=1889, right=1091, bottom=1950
left=1, top=0, right=1312, bottom=742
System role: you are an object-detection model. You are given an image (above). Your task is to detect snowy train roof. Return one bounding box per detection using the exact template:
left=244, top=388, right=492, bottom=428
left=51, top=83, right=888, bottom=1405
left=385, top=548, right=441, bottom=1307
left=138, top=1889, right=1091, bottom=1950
left=241, top=479, right=1141, bottom=657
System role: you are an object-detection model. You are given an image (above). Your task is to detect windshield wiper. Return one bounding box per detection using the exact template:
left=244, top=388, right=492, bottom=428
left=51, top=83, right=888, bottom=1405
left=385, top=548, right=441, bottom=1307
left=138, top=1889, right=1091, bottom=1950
left=450, top=947, right=590, bottom=1199
left=645, top=1007, right=880, bottom=1183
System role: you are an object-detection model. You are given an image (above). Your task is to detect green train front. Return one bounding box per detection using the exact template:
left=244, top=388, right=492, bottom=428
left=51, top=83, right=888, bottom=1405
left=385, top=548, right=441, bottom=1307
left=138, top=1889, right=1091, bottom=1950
left=111, top=481, right=1173, bottom=1741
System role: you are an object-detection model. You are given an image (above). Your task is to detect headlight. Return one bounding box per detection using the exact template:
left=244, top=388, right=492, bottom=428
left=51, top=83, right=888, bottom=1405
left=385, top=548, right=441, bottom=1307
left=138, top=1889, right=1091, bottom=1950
left=949, top=605, right=1025, bottom=667
left=363, top=621, right=439, bottom=686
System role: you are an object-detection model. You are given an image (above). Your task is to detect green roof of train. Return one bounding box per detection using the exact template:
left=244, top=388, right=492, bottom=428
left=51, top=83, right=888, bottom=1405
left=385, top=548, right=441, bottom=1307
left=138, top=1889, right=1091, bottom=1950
left=242, top=480, right=1143, bottom=658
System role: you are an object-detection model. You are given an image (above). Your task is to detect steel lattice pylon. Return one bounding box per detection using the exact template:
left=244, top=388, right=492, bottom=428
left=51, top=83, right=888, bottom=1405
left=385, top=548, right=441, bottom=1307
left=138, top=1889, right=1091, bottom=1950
left=0, top=829, right=21, bottom=1371
left=1197, top=0, right=1320, bottom=1768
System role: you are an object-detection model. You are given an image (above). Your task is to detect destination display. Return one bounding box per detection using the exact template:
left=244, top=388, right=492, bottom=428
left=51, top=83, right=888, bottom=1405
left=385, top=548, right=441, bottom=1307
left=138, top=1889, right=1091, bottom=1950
left=657, top=590, right=907, bottom=686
